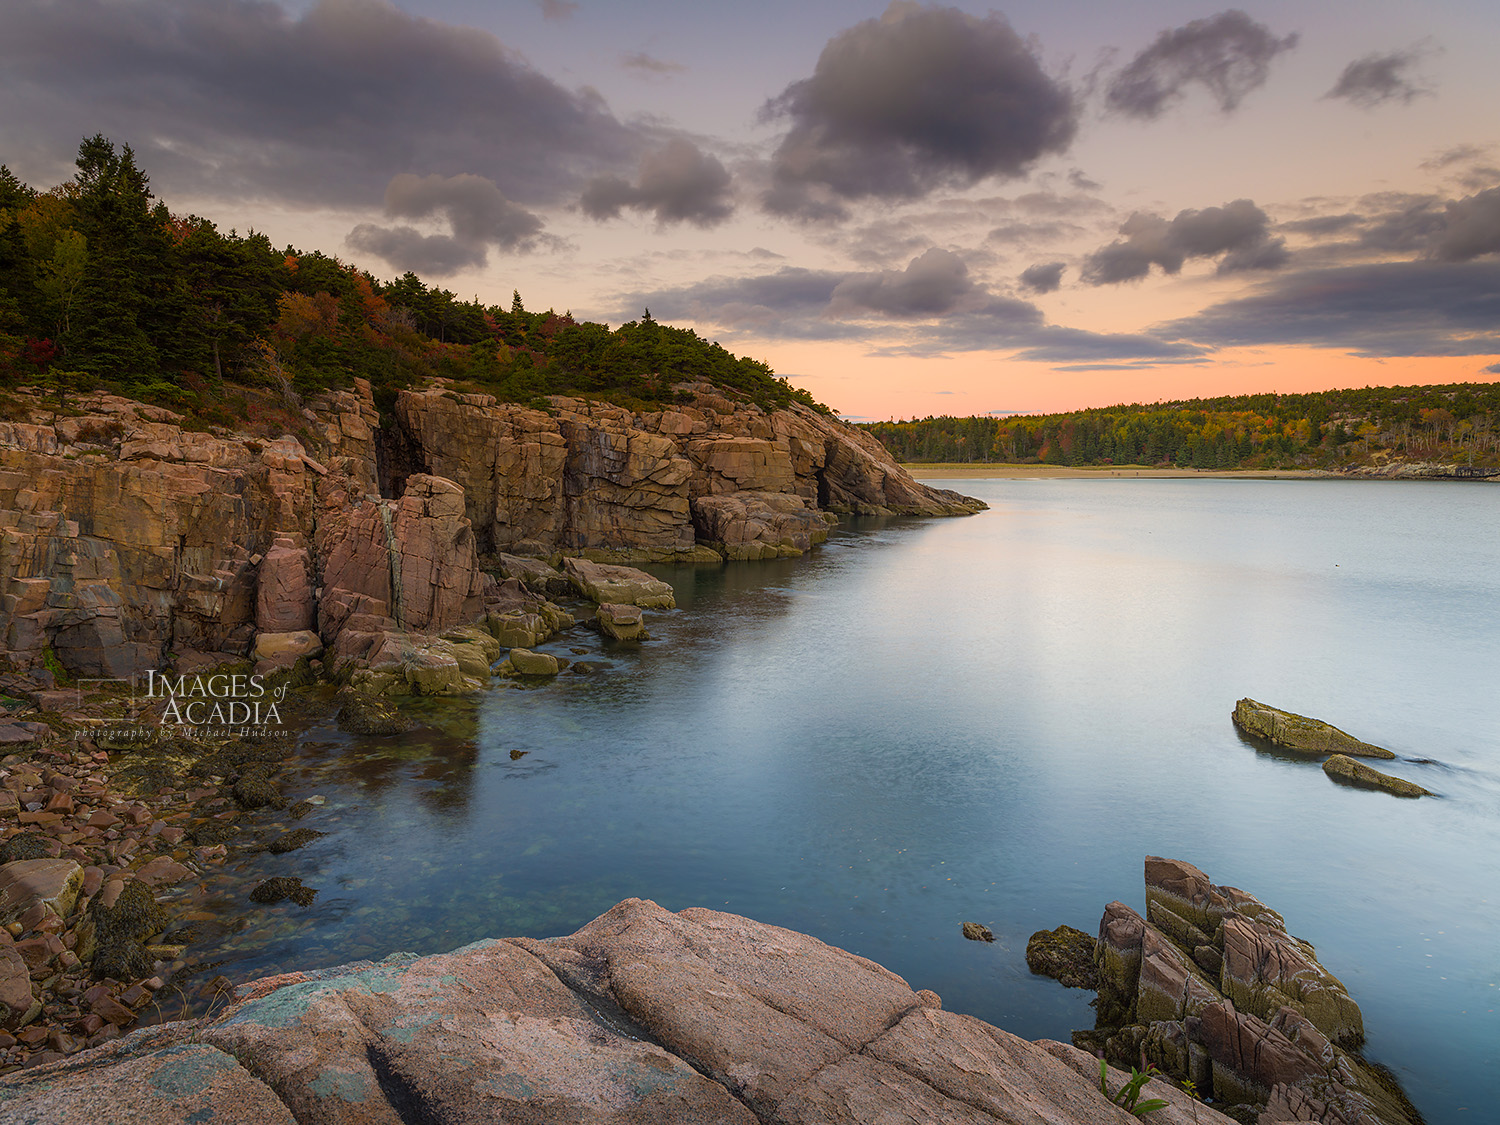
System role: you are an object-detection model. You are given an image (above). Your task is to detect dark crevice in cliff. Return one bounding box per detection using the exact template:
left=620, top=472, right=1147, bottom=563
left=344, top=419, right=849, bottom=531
left=374, top=413, right=428, bottom=501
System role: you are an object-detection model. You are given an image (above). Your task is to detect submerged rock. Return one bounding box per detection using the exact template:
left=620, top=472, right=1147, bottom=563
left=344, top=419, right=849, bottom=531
left=334, top=690, right=409, bottom=735
left=961, top=921, right=995, bottom=942
left=248, top=878, right=316, bottom=907
left=1232, top=698, right=1395, bottom=758
left=1323, top=753, right=1432, bottom=797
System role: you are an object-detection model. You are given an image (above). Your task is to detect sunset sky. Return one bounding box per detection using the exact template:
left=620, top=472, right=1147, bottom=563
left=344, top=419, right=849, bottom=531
left=4, top=0, right=1499, bottom=418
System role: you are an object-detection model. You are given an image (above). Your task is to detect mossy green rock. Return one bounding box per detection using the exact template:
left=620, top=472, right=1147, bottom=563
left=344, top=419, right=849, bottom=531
left=1232, top=698, right=1395, bottom=758
left=1323, top=753, right=1431, bottom=797
left=1025, top=924, right=1098, bottom=989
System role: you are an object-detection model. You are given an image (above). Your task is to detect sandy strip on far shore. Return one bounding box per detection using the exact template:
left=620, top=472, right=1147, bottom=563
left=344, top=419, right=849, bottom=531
left=903, top=463, right=1326, bottom=480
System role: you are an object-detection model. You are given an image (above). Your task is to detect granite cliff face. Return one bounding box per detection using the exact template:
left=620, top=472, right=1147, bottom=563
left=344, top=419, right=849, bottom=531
left=0, top=381, right=981, bottom=681
left=0, top=898, right=1232, bottom=1125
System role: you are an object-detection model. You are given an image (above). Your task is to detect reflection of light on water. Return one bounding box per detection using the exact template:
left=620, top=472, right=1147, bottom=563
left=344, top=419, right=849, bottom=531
left=145, top=485, right=1499, bottom=1124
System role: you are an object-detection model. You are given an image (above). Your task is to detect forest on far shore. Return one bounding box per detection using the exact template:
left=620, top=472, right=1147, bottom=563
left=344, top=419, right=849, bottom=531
left=0, top=136, right=825, bottom=435
left=860, top=382, right=1500, bottom=471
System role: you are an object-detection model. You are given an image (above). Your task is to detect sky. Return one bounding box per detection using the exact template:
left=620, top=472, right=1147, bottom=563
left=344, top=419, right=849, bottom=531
left=4, top=0, right=1500, bottom=419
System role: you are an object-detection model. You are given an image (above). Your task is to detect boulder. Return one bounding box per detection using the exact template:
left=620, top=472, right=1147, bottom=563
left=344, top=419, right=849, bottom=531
left=492, top=553, right=573, bottom=598
left=1, top=899, right=1238, bottom=1125
left=401, top=650, right=465, bottom=695
left=0, top=858, right=84, bottom=928
left=250, top=629, right=323, bottom=663
left=596, top=603, right=645, bottom=641
left=562, top=557, right=675, bottom=608
left=1024, top=925, right=1098, bottom=989
left=1323, top=753, right=1432, bottom=797
left=507, top=648, right=560, bottom=677
left=691, top=491, right=832, bottom=559
left=1232, top=699, right=1395, bottom=758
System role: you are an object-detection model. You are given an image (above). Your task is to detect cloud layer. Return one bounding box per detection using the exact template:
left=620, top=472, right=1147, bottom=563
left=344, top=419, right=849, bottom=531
left=1084, top=199, right=1288, bottom=283
left=1, top=0, right=639, bottom=207
left=1105, top=10, right=1298, bottom=119
left=761, top=3, right=1076, bottom=219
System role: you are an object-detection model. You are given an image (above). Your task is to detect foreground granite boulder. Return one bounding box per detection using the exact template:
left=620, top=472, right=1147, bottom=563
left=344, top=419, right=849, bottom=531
left=0, top=899, right=1229, bottom=1125
left=1232, top=700, right=1395, bottom=759
left=1031, top=857, right=1423, bottom=1125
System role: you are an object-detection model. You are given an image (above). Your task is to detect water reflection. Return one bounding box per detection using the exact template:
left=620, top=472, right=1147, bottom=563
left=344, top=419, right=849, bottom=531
left=147, top=487, right=1498, bottom=1124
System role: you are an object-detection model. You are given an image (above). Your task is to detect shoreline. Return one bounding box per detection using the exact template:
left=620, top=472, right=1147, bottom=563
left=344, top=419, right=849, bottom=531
left=904, top=463, right=1329, bottom=480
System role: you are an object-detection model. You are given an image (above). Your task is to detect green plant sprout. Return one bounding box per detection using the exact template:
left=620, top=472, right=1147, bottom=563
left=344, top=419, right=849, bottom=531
left=1099, top=1059, right=1171, bottom=1117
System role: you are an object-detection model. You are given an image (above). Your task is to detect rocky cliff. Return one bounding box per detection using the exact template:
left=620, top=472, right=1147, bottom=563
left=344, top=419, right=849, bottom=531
left=0, top=381, right=981, bottom=682
left=1032, top=857, right=1423, bottom=1125
left=0, top=898, right=1231, bottom=1125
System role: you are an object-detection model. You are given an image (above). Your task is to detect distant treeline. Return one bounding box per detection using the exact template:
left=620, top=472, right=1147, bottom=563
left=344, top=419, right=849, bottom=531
left=0, top=136, right=823, bottom=429
left=861, top=383, right=1500, bottom=470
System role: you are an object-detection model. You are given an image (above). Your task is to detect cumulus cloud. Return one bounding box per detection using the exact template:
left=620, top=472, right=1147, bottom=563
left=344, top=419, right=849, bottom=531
left=1083, top=199, right=1287, bottom=283
left=1431, top=187, right=1500, bottom=261
left=346, top=173, right=545, bottom=275
left=1327, top=44, right=1433, bottom=108
left=580, top=139, right=733, bottom=226
left=1162, top=261, right=1500, bottom=357
left=761, top=2, right=1076, bottom=219
left=1105, top=10, right=1298, bottom=119
left=345, top=226, right=485, bottom=276
left=1019, top=262, right=1066, bottom=293
left=829, top=248, right=975, bottom=316
left=0, top=0, right=639, bottom=207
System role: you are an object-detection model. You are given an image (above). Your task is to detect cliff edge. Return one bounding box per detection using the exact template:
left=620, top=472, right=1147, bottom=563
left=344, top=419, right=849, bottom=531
left=0, top=380, right=982, bottom=682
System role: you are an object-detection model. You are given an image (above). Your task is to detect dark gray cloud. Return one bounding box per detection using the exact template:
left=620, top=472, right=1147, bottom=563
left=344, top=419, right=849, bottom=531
left=1279, top=213, right=1364, bottom=237
left=1019, top=262, right=1066, bottom=293
left=761, top=3, right=1076, bottom=219
left=614, top=252, right=1200, bottom=362
left=829, top=248, right=975, bottom=316
left=1327, top=45, right=1432, bottom=108
left=1431, top=187, right=1500, bottom=261
left=1162, top=260, right=1500, bottom=357
left=621, top=51, right=686, bottom=76
left=345, top=226, right=485, bottom=276
left=0, top=0, right=639, bottom=208
left=580, top=139, right=734, bottom=227
left=1357, top=194, right=1445, bottom=252
left=346, top=172, right=546, bottom=275
left=1105, top=10, right=1298, bottom=119
left=1484, top=362, right=1500, bottom=374
left=1083, top=199, right=1287, bottom=283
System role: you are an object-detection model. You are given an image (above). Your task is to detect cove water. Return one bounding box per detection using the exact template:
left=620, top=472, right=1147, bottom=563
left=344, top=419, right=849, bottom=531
left=185, top=478, right=1498, bottom=1123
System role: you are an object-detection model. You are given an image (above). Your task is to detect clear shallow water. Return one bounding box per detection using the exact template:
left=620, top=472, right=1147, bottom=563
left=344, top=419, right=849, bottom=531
left=174, top=480, right=1498, bottom=1123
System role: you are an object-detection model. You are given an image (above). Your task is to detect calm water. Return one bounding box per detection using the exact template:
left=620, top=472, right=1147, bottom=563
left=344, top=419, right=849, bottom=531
left=172, top=479, right=1498, bottom=1123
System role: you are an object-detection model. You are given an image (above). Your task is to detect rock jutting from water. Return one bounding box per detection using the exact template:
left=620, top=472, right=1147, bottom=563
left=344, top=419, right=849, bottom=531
left=1232, top=699, right=1396, bottom=759
left=1322, top=753, right=1432, bottom=798
left=1029, top=856, right=1424, bottom=1125
left=0, top=897, right=1234, bottom=1125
